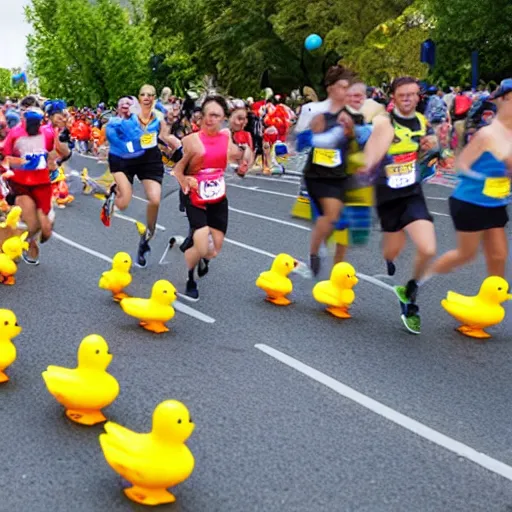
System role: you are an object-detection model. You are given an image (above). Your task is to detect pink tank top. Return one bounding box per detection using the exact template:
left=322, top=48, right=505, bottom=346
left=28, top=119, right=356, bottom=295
left=199, top=130, right=229, bottom=170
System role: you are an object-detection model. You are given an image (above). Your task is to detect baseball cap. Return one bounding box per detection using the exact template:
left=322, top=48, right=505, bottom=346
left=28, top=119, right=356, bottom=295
left=44, top=99, right=66, bottom=116
left=490, top=79, right=512, bottom=100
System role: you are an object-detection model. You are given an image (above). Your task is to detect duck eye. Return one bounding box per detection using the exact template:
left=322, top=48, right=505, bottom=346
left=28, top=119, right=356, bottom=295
left=177, top=419, right=182, bottom=424
left=498, top=287, right=503, bottom=291
left=4, top=321, right=8, bottom=326
left=163, top=290, right=168, bottom=294
left=95, top=349, right=100, bottom=354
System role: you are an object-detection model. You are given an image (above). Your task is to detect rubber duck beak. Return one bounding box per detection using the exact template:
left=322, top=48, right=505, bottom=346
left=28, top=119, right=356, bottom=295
left=293, top=260, right=298, bottom=268
left=508, top=294, right=512, bottom=301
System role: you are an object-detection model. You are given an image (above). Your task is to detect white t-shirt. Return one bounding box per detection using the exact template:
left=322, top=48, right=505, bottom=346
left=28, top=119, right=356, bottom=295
left=295, top=99, right=332, bottom=133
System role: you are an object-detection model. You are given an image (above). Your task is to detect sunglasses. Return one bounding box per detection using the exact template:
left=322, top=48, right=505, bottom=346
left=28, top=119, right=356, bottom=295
left=140, top=92, right=155, bottom=98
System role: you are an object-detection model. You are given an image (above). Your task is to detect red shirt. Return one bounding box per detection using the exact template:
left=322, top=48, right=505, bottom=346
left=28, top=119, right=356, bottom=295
left=233, top=130, right=253, bottom=150
left=2, top=123, right=54, bottom=186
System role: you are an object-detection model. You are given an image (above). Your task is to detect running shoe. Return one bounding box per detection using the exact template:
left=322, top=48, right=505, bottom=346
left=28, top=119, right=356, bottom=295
left=100, top=184, right=117, bottom=227
left=135, top=233, right=151, bottom=268
left=184, top=279, right=199, bottom=301
left=310, top=254, right=321, bottom=277
left=401, top=303, right=421, bottom=335
left=386, top=260, right=396, bottom=276
left=22, top=240, right=40, bottom=266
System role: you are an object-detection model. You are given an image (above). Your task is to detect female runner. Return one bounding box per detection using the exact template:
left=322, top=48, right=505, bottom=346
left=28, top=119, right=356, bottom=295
left=173, top=95, right=252, bottom=300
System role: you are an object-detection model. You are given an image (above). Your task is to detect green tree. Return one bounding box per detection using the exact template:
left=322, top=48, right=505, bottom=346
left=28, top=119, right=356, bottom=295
left=26, top=0, right=152, bottom=105
left=426, top=0, right=512, bottom=86
left=0, top=68, right=29, bottom=98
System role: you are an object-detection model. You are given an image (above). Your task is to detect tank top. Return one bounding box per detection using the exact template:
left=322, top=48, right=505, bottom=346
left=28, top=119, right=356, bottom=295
left=452, top=151, right=510, bottom=207
left=375, top=112, right=428, bottom=205
left=199, top=130, right=229, bottom=169
left=188, top=130, right=229, bottom=207
left=304, top=110, right=348, bottom=179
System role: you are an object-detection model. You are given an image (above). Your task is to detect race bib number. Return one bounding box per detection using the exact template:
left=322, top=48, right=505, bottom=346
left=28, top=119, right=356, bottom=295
left=312, top=148, right=342, bottom=168
left=482, top=177, right=511, bottom=199
left=385, top=161, right=416, bottom=189
left=140, top=132, right=157, bottom=149
left=198, top=176, right=226, bottom=201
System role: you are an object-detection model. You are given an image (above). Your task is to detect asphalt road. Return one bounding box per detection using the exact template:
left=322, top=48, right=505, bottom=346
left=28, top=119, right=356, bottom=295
left=1, top=153, right=512, bottom=512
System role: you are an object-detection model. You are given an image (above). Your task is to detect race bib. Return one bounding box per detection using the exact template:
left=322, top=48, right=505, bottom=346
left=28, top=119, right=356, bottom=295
left=482, top=177, right=511, bottom=199
left=190, top=168, right=226, bottom=206
left=312, top=148, right=342, bottom=168
left=198, top=176, right=226, bottom=201
left=140, top=132, right=157, bottom=149
left=385, top=160, right=416, bottom=189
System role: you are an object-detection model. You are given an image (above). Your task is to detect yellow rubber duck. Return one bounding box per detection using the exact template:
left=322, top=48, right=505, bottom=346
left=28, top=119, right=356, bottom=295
left=41, top=334, right=120, bottom=425
left=441, top=276, right=512, bottom=339
left=0, top=205, right=22, bottom=230
left=100, top=400, right=195, bottom=506
left=99, top=252, right=132, bottom=301
left=256, top=253, right=297, bottom=305
left=0, top=231, right=29, bottom=285
left=120, top=280, right=177, bottom=333
left=0, top=309, right=22, bottom=383
left=313, top=262, right=359, bottom=318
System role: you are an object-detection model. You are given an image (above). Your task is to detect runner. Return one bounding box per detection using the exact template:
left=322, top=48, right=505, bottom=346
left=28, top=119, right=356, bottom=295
left=2, top=103, right=68, bottom=264
left=173, top=95, right=252, bottom=300
left=359, top=76, right=438, bottom=334
left=101, top=85, right=181, bottom=267
left=302, top=65, right=355, bottom=277
left=423, top=79, right=512, bottom=281
left=228, top=102, right=254, bottom=177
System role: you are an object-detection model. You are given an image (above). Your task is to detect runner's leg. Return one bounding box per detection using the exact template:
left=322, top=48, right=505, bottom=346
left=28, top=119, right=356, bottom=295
left=482, top=228, right=508, bottom=278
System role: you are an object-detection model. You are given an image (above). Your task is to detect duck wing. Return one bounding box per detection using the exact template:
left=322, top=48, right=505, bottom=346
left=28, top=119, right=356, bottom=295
left=445, top=291, right=476, bottom=307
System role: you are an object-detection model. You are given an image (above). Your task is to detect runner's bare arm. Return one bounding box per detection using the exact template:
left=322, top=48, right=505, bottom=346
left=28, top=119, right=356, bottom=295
left=172, top=136, right=196, bottom=193
left=360, top=115, right=395, bottom=172
left=158, top=124, right=181, bottom=150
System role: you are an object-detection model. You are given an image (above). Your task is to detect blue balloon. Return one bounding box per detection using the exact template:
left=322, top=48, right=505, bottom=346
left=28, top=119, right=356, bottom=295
left=305, top=34, right=323, bottom=51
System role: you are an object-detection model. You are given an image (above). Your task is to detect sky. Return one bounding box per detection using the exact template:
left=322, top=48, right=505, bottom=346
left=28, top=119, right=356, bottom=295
left=0, top=0, right=32, bottom=70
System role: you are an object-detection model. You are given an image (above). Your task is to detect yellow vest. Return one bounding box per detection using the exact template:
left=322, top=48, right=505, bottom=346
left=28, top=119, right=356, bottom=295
left=388, top=113, right=427, bottom=156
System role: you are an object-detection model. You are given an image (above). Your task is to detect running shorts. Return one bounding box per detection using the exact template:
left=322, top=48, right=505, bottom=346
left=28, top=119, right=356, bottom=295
left=109, top=147, right=164, bottom=185
left=185, top=196, right=228, bottom=234
left=7, top=182, right=53, bottom=215
left=449, top=197, right=509, bottom=232
left=377, top=193, right=433, bottom=232
left=305, top=177, right=348, bottom=215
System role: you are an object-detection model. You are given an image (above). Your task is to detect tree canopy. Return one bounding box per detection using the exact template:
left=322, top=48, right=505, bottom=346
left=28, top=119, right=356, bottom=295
left=25, top=0, right=151, bottom=105
left=22, top=0, right=512, bottom=103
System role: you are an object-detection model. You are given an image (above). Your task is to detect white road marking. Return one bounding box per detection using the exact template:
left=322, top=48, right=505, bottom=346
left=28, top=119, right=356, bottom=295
left=92, top=196, right=167, bottom=231
left=132, top=195, right=149, bottom=203
left=255, top=343, right=512, bottom=483
left=174, top=301, right=215, bottom=323
left=431, top=211, right=450, bottom=217
left=113, top=212, right=167, bottom=231
left=53, top=232, right=113, bottom=263
left=229, top=207, right=310, bottom=231
left=223, top=238, right=312, bottom=278
left=52, top=232, right=215, bottom=323
left=242, top=175, right=300, bottom=185
left=75, top=153, right=98, bottom=161
left=426, top=196, right=448, bottom=201
left=228, top=183, right=297, bottom=198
